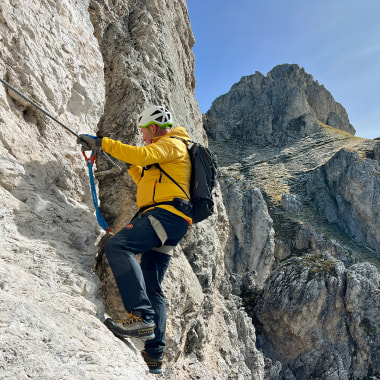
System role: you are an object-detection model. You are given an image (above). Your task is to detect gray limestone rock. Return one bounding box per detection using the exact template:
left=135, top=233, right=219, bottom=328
left=255, top=253, right=380, bottom=379
left=206, top=63, right=379, bottom=379
left=306, top=146, right=380, bottom=253
left=219, top=173, right=275, bottom=288
left=0, top=0, right=151, bottom=378
left=204, top=64, right=355, bottom=147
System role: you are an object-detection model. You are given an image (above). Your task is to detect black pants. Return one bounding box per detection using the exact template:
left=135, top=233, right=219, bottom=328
left=105, top=208, right=189, bottom=358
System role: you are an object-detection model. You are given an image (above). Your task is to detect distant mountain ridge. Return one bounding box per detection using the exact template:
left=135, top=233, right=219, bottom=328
left=205, top=63, right=380, bottom=378
left=204, top=64, right=355, bottom=147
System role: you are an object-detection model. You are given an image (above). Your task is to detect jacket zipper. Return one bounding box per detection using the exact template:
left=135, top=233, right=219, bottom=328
left=152, top=171, right=162, bottom=203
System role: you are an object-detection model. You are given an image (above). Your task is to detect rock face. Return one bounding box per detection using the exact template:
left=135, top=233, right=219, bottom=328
left=88, top=1, right=265, bottom=378
left=0, top=0, right=150, bottom=378
left=88, top=0, right=204, bottom=231
left=1, top=1, right=379, bottom=380
left=204, top=64, right=355, bottom=147
left=206, top=65, right=380, bottom=378
left=0, top=0, right=265, bottom=379
left=219, top=176, right=275, bottom=288
left=306, top=147, right=380, bottom=253
left=256, top=254, right=380, bottom=379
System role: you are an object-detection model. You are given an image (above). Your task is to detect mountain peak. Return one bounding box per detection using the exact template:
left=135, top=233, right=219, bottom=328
left=205, top=64, right=355, bottom=147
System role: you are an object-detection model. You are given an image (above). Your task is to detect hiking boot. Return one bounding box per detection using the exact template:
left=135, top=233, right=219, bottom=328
left=104, top=311, right=155, bottom=341
left=141, top=349, right=163, bottom=374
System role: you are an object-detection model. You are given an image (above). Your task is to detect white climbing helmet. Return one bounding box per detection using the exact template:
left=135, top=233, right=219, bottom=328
left=137, top=105, right=173, bottom=129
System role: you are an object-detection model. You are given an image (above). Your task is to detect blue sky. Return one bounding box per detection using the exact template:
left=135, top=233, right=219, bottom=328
left=187, top=1, right=380, bottom=139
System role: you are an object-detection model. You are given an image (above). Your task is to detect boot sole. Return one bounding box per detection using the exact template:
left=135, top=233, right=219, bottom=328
left=149, top=369, right=163, bottom=374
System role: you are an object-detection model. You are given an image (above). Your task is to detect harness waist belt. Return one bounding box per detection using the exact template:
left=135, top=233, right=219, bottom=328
left=138, top=198, right=193, bottom=218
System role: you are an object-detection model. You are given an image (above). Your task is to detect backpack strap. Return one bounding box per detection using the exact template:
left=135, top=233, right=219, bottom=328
left=154, top=163, right=190, bottom=200
left=170, top=136, right=192, bottom=145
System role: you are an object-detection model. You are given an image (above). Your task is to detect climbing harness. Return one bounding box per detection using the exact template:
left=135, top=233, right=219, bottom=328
left=0, top=77, right=119, bottom=232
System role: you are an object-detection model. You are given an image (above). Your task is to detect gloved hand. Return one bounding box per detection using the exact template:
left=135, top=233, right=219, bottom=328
left=77, top=134, right=103, bottom=151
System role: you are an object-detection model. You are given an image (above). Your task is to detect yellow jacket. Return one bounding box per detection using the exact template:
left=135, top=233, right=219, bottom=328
left=101, top=127, right=192, bottom=224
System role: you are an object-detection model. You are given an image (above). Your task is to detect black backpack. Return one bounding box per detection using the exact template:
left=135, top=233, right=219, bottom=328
left=152, top=137, right=218, bottom=223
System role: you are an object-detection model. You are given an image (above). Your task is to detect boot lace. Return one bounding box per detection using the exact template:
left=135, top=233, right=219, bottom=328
left=117, top=312, right=142, bottom=325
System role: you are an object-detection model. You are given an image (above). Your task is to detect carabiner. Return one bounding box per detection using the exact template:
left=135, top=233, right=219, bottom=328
left=82, top=150, right=96, bottom=165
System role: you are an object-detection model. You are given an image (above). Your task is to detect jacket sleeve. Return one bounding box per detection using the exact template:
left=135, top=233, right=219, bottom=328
left=101, top=137, right=184, bottom=166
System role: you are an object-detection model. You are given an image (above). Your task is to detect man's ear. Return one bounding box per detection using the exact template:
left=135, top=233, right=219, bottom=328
left=153, top=124, right=160, bottom=135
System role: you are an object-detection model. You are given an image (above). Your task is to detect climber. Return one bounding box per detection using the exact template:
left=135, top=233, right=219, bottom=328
left=77, top=105, right=192, bottom=374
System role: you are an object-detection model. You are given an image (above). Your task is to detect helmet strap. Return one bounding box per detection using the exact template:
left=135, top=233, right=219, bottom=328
left=144, top=124, right=170, bottom=139
left=144, top=127, right=156, bottom=139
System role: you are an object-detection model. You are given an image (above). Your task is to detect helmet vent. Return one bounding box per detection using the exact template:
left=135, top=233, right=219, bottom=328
left=151, top=110, right=161, bottom=116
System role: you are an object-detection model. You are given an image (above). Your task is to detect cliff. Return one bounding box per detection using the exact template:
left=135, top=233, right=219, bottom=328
left=0, top=1, right=379, bottom=379
left=204, top=64, right=355, bottom=147
left=206, top=65, right=380, bottom=379
left=0, top=0, right=263, bottom=378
